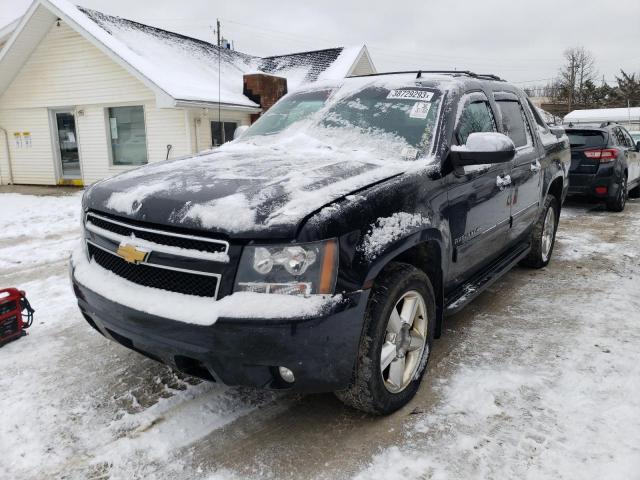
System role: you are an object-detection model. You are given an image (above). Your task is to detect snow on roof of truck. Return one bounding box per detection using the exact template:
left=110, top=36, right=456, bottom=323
left=0, top=0, right=374, bottom=109
left=564, top=107, right=640, bottom=124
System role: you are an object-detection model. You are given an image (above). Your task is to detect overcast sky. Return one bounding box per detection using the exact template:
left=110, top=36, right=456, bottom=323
left=1, top=0, right=638, bottom=86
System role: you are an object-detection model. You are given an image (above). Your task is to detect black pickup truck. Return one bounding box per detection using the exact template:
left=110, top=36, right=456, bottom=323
left=71, top=71, right=570, bottom=414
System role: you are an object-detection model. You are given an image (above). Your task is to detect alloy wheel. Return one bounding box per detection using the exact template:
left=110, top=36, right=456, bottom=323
left=380, top=291, right=428, bottom=393
left=541, top=206, right=556, bottom=263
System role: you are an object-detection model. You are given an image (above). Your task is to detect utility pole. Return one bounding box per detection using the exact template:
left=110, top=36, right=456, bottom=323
left=216, top=19, right=221, bottom=136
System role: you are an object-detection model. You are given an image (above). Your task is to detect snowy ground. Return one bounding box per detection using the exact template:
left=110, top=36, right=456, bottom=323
left=1, top=189, right=639, bottom=479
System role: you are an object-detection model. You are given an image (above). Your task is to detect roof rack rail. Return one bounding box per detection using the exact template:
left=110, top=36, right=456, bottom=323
left=347, top=70, right=505, bottom=81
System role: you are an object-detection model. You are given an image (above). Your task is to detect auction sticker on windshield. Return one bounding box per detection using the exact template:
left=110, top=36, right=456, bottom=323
left=409, top=102, right=432, bottom=119
left=387, top=89, right=434, bottom=101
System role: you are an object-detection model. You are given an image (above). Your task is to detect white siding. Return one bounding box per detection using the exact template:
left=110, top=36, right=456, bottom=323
left=349, top=50, right=376, bottom=76
left=0, top=107, right=55, bottom=184
left=0, top=22, right=153, bottom=109
left=0, top=22, right=194, bottom=185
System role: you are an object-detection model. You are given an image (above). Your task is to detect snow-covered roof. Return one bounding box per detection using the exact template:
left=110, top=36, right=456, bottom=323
left=0, top=0, right=374, bottom=110
left=564, top=107, right=640, bottom=124
left=259, top=46, right=368, bottom=88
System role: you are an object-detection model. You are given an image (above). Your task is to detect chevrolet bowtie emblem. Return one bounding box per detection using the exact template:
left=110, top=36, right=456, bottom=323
left=116, top=242, right=150, bottom=264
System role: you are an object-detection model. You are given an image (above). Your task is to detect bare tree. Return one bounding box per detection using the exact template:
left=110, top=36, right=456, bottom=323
left=558, top=47, right=597, bottom=111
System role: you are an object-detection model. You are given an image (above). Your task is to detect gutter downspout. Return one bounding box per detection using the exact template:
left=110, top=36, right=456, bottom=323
left=0, top=125, right=13, bottom=185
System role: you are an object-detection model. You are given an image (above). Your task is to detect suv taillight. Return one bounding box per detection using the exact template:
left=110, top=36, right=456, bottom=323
left=584, top=148, right=618, bottom=163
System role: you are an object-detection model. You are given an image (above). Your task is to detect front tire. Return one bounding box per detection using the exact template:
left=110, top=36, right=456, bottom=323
left=335, top=263, right=436, bottom=415
left=521, top=195, right=558, bottom=269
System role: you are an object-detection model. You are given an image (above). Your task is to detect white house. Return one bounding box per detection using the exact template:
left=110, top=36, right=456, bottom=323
left=0, top=0, right=376, bottom=186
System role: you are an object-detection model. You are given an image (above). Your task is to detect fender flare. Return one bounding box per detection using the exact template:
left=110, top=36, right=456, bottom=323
left=362, top=227, right=447, bottom=285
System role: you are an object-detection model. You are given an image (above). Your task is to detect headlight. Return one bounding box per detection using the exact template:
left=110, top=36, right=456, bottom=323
left=234, top=239, right=338, bottom=295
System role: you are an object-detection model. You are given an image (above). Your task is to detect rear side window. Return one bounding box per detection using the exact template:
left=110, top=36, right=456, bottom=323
left=496, top=100, right=531, bottom=148
left=612, top=128, right=628, bottom=147
left=566, top=130, right=607, bottom=148
left=456, top=101, right=496, bottom=144
left=619, top=128, right=635, bottom=148
left=527, top=99, right=549, bottom=131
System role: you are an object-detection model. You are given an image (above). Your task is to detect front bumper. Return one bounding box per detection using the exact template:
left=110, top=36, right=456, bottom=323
left=71, top=265, right=369, bottom=393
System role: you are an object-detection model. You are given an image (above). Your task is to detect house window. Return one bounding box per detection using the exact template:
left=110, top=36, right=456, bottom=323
left=211, top=121, right=237, bottom=146
left=107, top=106, right=148, bottom=165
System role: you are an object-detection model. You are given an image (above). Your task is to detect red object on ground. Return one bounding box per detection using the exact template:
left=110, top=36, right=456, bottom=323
left=0, top=288, right=34, bottom=345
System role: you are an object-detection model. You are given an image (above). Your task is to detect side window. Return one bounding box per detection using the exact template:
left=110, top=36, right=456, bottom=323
left=456, top=100, right=496, bottom=144
left=496, top=100, right=532, bottom=148
left=620, top=128, right=635, bottom=148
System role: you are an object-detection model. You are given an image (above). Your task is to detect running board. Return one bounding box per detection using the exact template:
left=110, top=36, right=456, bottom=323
left=444, top=244, right=531, bottom=316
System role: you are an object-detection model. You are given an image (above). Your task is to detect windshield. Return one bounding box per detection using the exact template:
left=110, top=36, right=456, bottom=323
left=242, top=84, right=443, bottom=159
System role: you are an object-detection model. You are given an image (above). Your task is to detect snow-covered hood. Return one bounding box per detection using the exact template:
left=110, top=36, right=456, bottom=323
left=85, top=137, right=408, bottom=239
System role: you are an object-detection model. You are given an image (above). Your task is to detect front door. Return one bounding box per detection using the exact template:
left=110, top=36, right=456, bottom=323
left=445, top=93, right=513, bottom=288
left=53, top=111, right=81, bottom=180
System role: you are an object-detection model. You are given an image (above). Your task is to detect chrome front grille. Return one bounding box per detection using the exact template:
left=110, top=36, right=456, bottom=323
left=84, top=212, right=227, bottom=298
left=86, top=212, right=229, bottom=256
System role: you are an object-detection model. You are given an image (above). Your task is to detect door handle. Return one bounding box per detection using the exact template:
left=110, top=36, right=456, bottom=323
left=530, top=160, right=541, bottom=173
left=496, top=174, right=512, bottom=190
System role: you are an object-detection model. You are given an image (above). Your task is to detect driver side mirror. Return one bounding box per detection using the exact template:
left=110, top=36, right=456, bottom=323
left=549, top=126, right=565, bottom=139
left=450, top=132, right=516, bottom=167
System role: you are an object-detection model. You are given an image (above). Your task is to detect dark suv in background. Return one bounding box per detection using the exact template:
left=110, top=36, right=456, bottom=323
left=566, top=123, right=640, bottom=211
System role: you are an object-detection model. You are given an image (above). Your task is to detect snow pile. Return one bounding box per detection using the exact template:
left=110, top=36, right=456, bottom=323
left=72, top=243, right=340, bottom=325
left=0, top=192, right=82, bottom=272
left=451, top=131, right=515, bottom=152
left=361, top=212, right=430, bottom=259
left=0, top=192, right=80, bottom=237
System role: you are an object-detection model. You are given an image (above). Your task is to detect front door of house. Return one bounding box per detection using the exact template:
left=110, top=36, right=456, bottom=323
left=53, top=110, right=81, bottom=180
